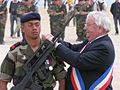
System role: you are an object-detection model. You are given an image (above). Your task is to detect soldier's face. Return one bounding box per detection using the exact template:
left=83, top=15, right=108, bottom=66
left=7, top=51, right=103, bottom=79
left=21, top=20, right=41, bottom=39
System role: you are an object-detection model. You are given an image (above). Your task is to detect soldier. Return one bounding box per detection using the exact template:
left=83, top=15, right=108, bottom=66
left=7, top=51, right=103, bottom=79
left=74, top=0, right=93, bottom=42
left=0, top=12, right=66, bottom=90
left=0, top=0, right=7, bottom=44
left=15, top=0, right=37, bottom=41
left=47, top=0, right=67, bottom=40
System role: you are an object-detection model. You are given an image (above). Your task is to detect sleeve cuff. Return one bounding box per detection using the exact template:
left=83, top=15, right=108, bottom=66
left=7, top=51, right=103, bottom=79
left=55, top=42, right=61, bottom=48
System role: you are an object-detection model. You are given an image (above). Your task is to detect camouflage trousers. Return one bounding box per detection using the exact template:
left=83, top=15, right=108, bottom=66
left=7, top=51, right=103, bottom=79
left=76, top=19, right=86, bottom=41
left=50, top=20, right=65, bottom=40
left=0, top=15, right=6, bottom=43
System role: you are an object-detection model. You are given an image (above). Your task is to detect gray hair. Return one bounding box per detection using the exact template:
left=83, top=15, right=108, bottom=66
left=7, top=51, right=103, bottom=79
left=86, top=11, right=111, bottom=33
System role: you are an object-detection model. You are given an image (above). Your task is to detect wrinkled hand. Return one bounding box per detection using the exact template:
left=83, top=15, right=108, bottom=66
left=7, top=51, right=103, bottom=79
left=42, top=34, right=61, bottom=48
left=42, top=34, right=54, bottom=42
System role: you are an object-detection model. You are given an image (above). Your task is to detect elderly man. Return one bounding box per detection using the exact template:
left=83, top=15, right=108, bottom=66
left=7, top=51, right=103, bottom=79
left=44, top=11, right=115, bottom=90
left=0, top=12, right=66, bottom=90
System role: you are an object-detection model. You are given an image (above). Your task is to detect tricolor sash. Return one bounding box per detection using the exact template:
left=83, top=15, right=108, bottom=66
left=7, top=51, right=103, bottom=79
left=71, top=42, right=113, bottom=90
left=71, top=64, right=113, bottom=90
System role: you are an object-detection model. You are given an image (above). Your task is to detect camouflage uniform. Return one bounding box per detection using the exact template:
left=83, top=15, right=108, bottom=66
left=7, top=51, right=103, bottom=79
left=0, top=40, right=66, bottom=90
left=47, top=2, right=67, bottom=40
left=75, top=2, right=93, bottom=41
left=0, top=0, right=7, bottom=44
left=17, top=1, right=36, bottom=16
left=16, top=1, right=37, bottom=41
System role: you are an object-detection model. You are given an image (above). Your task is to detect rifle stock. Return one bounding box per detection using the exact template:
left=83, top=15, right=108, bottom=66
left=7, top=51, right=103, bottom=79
left=11, top=10, right=75, bottom=90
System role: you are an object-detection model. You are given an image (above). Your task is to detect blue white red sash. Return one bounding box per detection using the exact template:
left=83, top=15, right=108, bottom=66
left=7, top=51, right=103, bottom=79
left=71, top=68, right=85, bottom=90
left=71, top=42, right=113, bottom=90
left=71, top=65, right=113, bottom=90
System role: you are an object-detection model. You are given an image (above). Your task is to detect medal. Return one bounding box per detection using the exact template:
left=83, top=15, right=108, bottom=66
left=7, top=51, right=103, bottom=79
left=49, top=66, right=53, bottom=71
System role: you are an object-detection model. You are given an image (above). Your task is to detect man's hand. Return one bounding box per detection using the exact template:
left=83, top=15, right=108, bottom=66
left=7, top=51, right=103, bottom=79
left=42, top=34, right=61, bottom=48
left=42, top=34, right=54, bottom=42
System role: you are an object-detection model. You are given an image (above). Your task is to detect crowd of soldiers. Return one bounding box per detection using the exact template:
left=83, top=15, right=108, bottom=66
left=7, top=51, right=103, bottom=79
left=47, top=0, right=107, bottom=42
left=0, top=0, right=107, bottom=44
left=0, top=0, right=38, bottom=44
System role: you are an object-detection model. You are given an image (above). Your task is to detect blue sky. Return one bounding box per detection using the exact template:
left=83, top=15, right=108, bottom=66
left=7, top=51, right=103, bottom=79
left=106, top=0, right=114, bottom=6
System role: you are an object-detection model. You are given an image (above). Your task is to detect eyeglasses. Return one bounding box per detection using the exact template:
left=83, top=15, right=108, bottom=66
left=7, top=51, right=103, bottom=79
left=84, top=23, right=96, bottom=30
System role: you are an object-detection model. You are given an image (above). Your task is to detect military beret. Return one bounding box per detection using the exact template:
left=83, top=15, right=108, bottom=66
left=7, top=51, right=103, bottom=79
left=20, top=12, right=41, bottom=23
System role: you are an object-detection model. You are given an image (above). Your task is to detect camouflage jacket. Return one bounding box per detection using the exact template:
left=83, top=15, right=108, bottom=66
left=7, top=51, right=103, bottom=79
left=16, top=2, right=36, bottom=17
left=0, top=41, right=66, bottom=89
left=74, top=3, right=93, bottom=20
left=47, top=3, right=67, bottom=22
left=0, top=1, right=7, bottom=15
left=0, top=0, right=7, bottom=27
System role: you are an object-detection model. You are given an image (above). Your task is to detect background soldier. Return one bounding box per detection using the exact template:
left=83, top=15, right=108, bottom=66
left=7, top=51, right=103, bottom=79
left=74, top=0, right=92, bottom=42
left=47, top=0, right=67, bottom=40
left=0, top=12, right=66, bottom=90
left=0, top=0, right=7, bottom=44
left=15, top=0, right=37, bottom=41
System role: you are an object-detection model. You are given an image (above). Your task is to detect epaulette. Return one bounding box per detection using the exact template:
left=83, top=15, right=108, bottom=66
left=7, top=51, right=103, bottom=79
left=10, top=42, right=22, bottom=51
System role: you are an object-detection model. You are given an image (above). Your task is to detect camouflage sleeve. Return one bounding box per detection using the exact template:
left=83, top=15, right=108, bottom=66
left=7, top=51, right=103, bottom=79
left=51, top=52, right=67, bottom=81
left=0, top=51, right=15, bottom=82
left=47, top=4, right=54, bottom=13
left=17, top=4, right=26, bottom=16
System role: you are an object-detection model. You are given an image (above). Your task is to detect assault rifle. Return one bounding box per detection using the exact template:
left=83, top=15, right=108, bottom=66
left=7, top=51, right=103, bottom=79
left=11, top=10, right=75, bottom=90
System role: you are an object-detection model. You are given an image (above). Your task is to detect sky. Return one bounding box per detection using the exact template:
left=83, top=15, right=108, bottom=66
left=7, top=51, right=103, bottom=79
left=105, top=0, right=114, bottom=6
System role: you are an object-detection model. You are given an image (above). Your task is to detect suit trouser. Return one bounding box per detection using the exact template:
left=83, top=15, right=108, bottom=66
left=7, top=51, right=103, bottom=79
left=113, top=14, right=120, bottom=34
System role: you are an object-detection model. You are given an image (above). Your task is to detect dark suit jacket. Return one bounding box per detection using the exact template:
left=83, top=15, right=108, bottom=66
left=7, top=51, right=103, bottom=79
left=56, top=35, right=115, bottom=90
left=110, top=2, right=120, bottom=16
